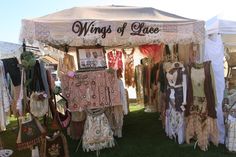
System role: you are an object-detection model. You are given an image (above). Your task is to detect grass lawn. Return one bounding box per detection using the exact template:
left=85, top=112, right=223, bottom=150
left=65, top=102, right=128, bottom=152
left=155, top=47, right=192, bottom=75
left=1, top=104, right=236, bottom=157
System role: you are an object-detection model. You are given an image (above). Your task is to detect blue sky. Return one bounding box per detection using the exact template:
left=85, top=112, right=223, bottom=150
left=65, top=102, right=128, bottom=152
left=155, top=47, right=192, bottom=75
left=0, top=0, right=234, bottom=44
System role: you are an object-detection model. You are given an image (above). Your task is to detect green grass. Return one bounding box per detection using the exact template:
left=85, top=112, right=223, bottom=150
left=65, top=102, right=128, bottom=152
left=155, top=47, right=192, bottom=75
left=1, top=104, right=236, bottom=157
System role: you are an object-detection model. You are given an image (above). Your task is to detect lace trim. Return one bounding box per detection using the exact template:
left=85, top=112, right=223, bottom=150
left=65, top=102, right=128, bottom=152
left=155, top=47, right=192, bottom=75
left=20, top=20, right=204, bottom=47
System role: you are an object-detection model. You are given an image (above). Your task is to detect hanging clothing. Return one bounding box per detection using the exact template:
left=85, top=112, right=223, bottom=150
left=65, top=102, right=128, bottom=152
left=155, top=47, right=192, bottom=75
left=61, top=70, right=121, bottom=112
left=2, top=57, right=21, bottom=116
left=39, top=60, right=50, bottom=98
left=0, top=60, right=12, bottom=131
left=82, top=109, right=115, bottom=152
left=16, top=70, right=24, bottom=116
left=1, top=57, right=21, bottom=86
left=29, top=60, right=49, bottom=117
left=140, top=57, right=159, bottom=112
left=67, top=111, right=86, bottom=140
left=178, top=44, right=192, bottom=65
left=134, top=64, right=144, bottom=105
left=124, top=48, right=135, bottom=87
left=105, top=105, right=124, bottom=138
left=185, top=61, right=218, bottom=151
left=57, top=53, right=76, bottom=78
left=150, top=63, right=159, bottom=110
left=225, top=115, right=236, bottom=152
left=139, top=44, right=164, bottom=63
left=118, top=79, right=128, bottom=115
left=141, top=57, right=152, bottom=107
left=107, top=50, right=123, bottom=70
left=165, top=62, right=187, bottom=144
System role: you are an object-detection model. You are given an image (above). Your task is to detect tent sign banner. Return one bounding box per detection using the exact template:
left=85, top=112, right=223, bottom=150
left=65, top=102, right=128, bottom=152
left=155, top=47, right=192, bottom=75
left=72, top=20, right=161, bottom=38
left=20, top=19, right=204, bottom=46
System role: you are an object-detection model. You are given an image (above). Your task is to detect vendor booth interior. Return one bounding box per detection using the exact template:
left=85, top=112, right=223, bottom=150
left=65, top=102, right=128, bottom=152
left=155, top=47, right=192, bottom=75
left=0, top=5, right=229, bottom=156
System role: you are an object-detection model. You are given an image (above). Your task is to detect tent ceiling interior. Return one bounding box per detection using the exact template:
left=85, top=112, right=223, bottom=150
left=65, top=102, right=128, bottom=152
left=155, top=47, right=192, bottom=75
left=20, top=5, right=205, bottom=48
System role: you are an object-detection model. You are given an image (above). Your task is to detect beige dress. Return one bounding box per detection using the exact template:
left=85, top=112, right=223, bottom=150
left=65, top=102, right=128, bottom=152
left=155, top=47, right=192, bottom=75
left=82, top=109, right=115, bottom=152
left=185, top=66, right=218, bottom=151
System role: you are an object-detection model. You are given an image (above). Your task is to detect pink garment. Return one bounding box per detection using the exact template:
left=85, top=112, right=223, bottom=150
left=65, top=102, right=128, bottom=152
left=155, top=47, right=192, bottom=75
left=139, top=44, right=164, bottom=63
left=61, top=70, right=121, bottom=112
left=107, top=50, right=123, bottom=70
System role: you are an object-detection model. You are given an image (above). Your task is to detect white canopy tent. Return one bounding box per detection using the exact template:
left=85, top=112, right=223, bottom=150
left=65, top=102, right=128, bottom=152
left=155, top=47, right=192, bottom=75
left=20, top=5, right=205, bottom=47
left=0, top=41, right=22, bottom=60
left=205, top=14, right=236, bottom=144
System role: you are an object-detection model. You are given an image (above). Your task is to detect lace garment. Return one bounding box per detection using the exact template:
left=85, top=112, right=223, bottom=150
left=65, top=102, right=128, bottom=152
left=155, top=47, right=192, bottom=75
left=82, top=109, right=115, bottom=152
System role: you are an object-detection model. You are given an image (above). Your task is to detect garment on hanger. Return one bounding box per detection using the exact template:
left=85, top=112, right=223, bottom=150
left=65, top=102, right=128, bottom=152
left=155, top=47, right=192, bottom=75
left=141, top=58, right=152, bottom=108
left=178, top=44, right=192, bottom=65
left=1, top=57, right=21, bottom=86
left=0, top=60, right=12, bottom=131
left=105, top=105, right=124, bottom=138
left=61, top=70, right=121, bottom=112
left=140, top=57, right=159, bottom=112
left=57, top=53, right=76, bottom=78
left=225, top=117, right=236, bottom=152
left=124, top=48, right=135, bottom=87
left=30, top=60, right=49, bottom=117
left=118, top=78, right=128, bottom=115
left=185, top=61, right=218, bottom=151
left=151, top=63, right=159, bottom=103
left=139, top=44, right=164, bottom=63
left=107, top=49, right=123, bottom=70
left=134, top=64, right=144, bottom=105
left=189, top=43, right=200, bottom=63
left=82, top=109, right=115, bottom=152
left=165, top=61, right=186, bottom=144
left=67, top=111, right=86, bottom=140
left=157, top=62, right=166, bottom=126
left=39, top=60, right=50, bottom=97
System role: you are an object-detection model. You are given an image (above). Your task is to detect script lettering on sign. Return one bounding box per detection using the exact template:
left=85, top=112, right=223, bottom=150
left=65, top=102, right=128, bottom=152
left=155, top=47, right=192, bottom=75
left=130, top=22, right=160, bottom=36
left=72, top=21, right=112, bottom=38
left=72, top=21, right=160, bottom=38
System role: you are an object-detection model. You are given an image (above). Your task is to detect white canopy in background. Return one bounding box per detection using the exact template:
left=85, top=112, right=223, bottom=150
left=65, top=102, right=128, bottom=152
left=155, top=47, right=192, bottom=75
left=206, top=14, right=236, bottom=49
left=20, top=5, right=205, bottom=47
left=0, top=41, right=22, bottom=60
left=205, top=13, right=236, bottom=144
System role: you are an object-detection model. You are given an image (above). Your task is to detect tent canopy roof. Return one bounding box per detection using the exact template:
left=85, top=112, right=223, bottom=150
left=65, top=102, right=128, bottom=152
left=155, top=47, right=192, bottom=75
left=33, top=5, right=193, bottom=22
left=206, top=14, right=236, bottom=48
left=20, top=5, right=204, bottom=47
left=206, top=14, right=236, bottom=35
left=0, top=41, right=22, bottom=59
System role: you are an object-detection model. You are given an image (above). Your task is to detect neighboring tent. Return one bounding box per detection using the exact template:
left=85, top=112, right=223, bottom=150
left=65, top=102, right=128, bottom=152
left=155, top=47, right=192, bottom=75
left=20, top=5, right=205, bottom=47
left=205, top=14, right=236, bottom=144
left=0, top=41, right=22, bottom=59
